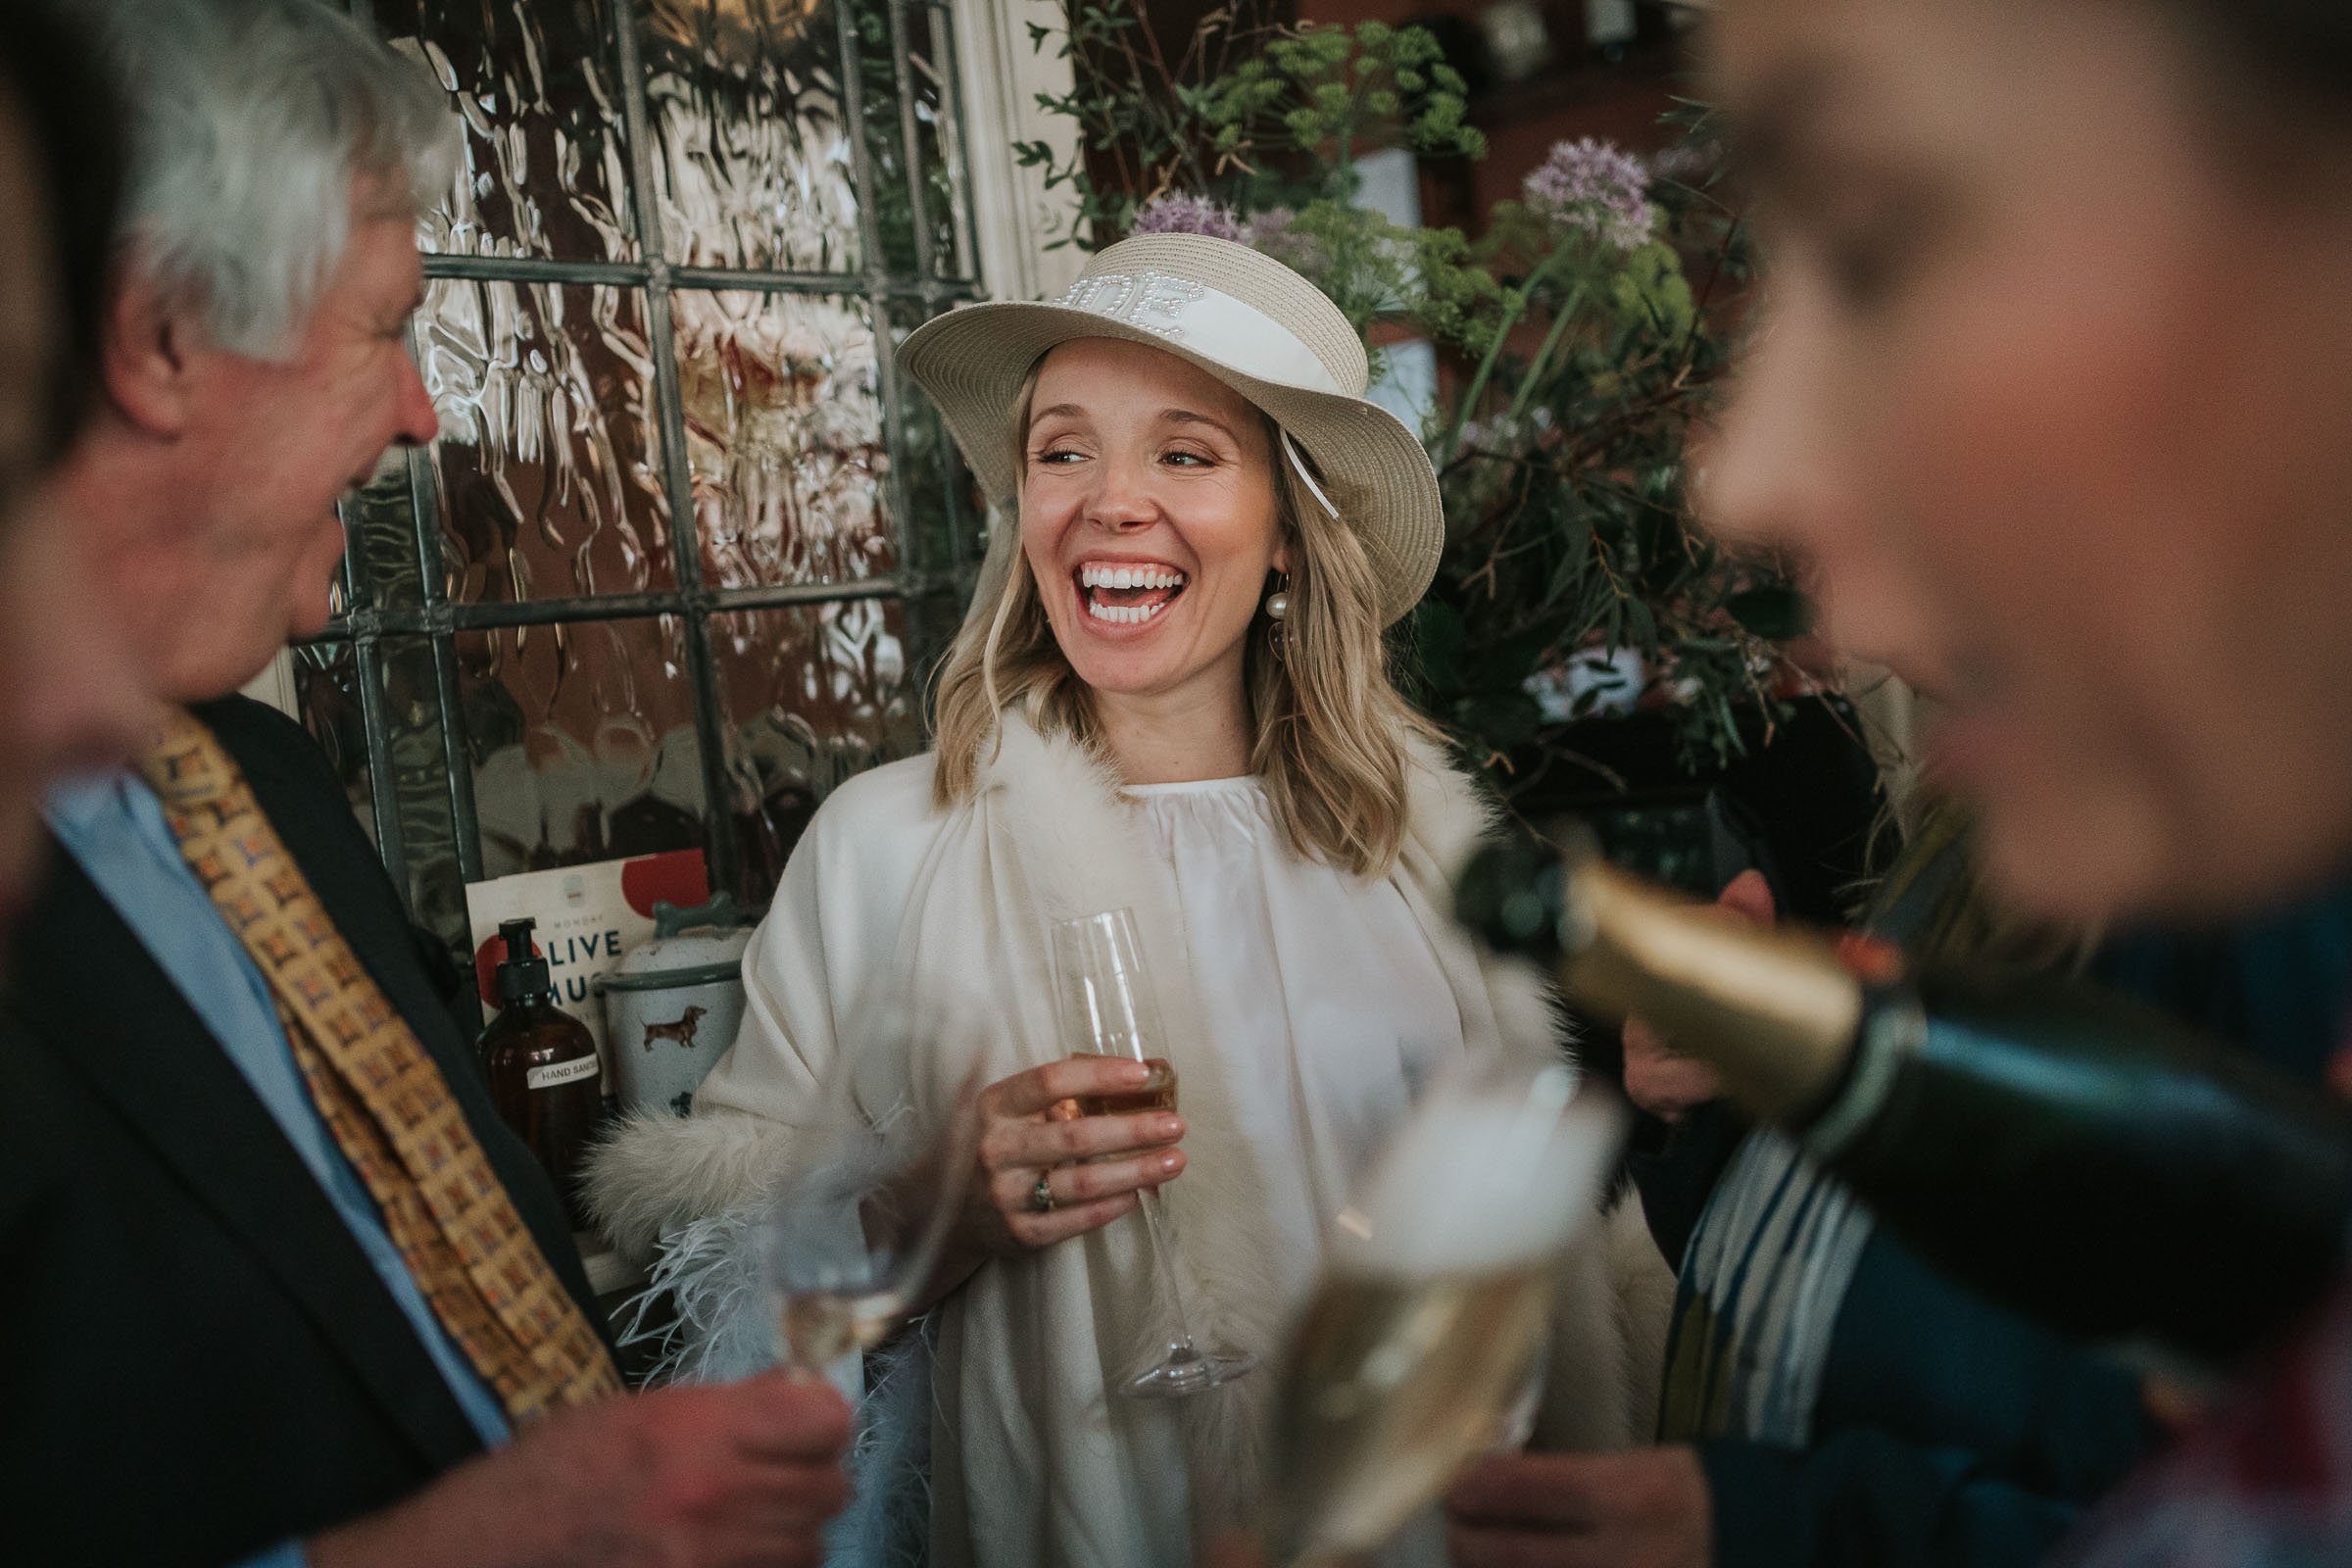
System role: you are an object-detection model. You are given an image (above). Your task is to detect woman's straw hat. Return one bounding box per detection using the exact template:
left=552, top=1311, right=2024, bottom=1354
left=897, top=233, right=1443, bottom=626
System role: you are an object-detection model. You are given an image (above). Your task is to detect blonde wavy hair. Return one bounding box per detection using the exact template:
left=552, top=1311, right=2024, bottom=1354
left=930, top=371, right=1443, bottom=878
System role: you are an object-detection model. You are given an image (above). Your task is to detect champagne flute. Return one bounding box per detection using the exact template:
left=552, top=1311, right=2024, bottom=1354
left=760, top=1049, right=985, bottom=1378
left=1049, top=908, right=1254, bottom=1397
left=1256, top=1054, right=1627, bottom=1566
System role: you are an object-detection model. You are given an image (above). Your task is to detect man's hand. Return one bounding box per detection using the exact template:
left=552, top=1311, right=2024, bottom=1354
left=1446, top=1447, right=1712, bottom=1568
left=1620, top=870, right=1777, bottom=1122
left=308, top=1371, right=853, bottom=1568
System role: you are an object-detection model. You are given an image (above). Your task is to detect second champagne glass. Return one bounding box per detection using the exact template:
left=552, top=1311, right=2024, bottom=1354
left=1255, top=1054, right=1627, bottom=1565
left=1050, top=908, right=1254, bottom=1397
left=760, top=1048, right=985, bottom=1379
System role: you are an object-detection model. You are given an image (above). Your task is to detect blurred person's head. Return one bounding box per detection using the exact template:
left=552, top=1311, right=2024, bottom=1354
left=1701, top=0, right=2352, bottom=922
left=0, top=1, right=149, bottom=923
left=50, top=0, right=451, bottom=704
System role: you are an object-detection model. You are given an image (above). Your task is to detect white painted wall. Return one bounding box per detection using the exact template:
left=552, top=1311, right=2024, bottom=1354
left=243, top=647, right=299, bottom=717
left=951, top=0, right=1083, bottom=303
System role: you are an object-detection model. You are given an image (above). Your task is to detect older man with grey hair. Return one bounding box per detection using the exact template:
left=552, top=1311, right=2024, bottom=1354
left=0, top=2, right=850, bottom=1564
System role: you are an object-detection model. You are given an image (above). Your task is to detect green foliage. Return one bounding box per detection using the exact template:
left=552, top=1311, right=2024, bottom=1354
left=1012, top=1, right=1481, bottom=246
left=849, top=0, right=958, bottom=277
left=1020, top=6, right=1800, bottom=785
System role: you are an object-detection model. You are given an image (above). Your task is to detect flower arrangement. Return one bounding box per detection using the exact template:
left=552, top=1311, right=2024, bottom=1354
left=1016, top=3, right=1804, bottom=784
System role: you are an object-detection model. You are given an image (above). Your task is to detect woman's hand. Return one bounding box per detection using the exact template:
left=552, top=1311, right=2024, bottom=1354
left=961, top=1054, right=1188, bottom=1257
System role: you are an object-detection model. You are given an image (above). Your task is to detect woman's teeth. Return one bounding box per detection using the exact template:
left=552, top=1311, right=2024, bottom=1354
left=1079, top=564, right=1186, bottom=591
left=1077, top=563, right=1188, bottom=627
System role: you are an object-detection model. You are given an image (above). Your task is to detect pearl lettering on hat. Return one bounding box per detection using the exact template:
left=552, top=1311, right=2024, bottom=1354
left=1059, top=270, right=1209, bottom=340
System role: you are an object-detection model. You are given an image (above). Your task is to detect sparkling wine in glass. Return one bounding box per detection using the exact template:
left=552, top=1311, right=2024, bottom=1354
left=760, top=1050, right=984, bottom=1380
left=1050, top=908, right=1253, bottom=1397
left=1073, top=1056, right=1178, bottom=1119
left=1256, top=1056, right=1627, bottom=1565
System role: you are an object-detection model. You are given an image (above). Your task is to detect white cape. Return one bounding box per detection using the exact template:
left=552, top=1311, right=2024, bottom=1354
left=589, top=715, right=1656, bottom=1567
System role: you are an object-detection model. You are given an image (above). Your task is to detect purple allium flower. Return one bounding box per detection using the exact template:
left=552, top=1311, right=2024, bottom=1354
left=1241, top=206, right=1326, bottom=273
left=1524, top=136, right=1658, bottom=253
left=1130, top=192, right=1241, bottom=241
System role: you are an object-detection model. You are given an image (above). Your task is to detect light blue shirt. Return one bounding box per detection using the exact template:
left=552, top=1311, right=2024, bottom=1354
left=48, top=774, right=513, bottom=1565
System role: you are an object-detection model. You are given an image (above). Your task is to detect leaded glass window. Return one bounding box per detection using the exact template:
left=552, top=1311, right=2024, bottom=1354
left=295, top=0, right=985, bottom=982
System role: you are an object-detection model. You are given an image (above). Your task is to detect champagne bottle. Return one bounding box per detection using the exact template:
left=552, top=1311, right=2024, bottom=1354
left=1457, top=834, right=2352, bottom=1364
left=478, top=918, right=604, bottom=1232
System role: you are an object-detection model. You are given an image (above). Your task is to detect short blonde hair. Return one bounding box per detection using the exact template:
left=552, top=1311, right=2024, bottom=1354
left=929, top=372, right=1442, bottom=878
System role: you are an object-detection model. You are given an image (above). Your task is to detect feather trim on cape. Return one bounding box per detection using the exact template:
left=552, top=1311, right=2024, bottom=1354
left=587, top=1105, right=797, bottom=1268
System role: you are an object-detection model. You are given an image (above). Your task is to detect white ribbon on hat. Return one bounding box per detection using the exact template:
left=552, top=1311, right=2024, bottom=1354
left=1057, top=270, right=1348, bottom=396
left=1280, top=429, right=1341, bottom=520
left=1059, top=269, right=1346, bottom=517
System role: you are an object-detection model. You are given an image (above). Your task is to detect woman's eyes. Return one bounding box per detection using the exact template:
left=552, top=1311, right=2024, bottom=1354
left=1028, top=446, right=1218, bottom=468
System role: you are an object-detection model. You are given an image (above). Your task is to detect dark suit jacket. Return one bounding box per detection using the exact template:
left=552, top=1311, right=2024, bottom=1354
left=0, top=696, right=608, bottom=1567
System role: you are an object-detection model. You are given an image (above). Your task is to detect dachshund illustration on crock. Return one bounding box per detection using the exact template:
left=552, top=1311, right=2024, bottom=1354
left=640, top=1004, right=708, bottom=1053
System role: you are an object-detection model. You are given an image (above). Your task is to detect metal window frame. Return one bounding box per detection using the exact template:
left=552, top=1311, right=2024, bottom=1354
left=316, top=0, right=982, bottom=959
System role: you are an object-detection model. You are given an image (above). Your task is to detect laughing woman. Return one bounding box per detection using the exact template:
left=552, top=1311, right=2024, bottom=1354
left=588, top=234, right=1642, bottom=1568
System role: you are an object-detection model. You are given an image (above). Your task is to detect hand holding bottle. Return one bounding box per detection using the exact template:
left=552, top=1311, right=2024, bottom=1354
left=1458, top=833, right=2352, bottom=1365
left=1619, top=871, right=1775, bottom=1122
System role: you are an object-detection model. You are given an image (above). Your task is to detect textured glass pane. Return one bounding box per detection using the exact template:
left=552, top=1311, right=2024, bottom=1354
left=886, top=296, right=978, bottom=576
left=715, top=598, right=918, bottom=901
left=347, top=445, right=428, bottom=611
left=420, top=278, right=673, bottom=605
left=908, top=6, right=974, bottom=278
left=847, top=0, right=915, bottom=275
left=293, top=640, right=373, bottom=845
left=378, top=637, right=469, bottom=961
left=293, top=637, right=473, bottom=956
left=380, top=0, right=637, bottom=261
left=677, top=290, right=894, bottom=586
left=905, top=584, right=968, bottom=698
left=641, top=0, right=862, bottom=273
left=459, top=616, right=708, bottom=882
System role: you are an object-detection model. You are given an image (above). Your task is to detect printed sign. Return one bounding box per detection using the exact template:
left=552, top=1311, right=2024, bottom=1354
left=464, top=848, right=710, bottom=1073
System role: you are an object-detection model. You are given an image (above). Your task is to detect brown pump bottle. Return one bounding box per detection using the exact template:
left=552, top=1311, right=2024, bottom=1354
left=478, top=917, right=604, bottom=1232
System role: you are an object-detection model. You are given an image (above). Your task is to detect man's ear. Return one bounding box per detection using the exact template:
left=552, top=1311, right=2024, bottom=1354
left=100, top=266, right=202, bottom=439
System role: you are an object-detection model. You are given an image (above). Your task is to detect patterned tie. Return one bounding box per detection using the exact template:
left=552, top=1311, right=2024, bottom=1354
left=139, top=709, right=621, bottom=1421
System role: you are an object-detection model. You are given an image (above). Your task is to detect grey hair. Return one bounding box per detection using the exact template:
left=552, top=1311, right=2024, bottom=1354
left=83, top=0, right=458, bottom=358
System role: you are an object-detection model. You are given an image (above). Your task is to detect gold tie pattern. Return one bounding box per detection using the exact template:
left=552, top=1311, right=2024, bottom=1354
left=139, top=709, right=621, bottom=1422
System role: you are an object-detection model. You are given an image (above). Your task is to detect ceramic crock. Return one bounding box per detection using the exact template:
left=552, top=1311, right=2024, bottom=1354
left=595, top=894, right=755, bottom=1116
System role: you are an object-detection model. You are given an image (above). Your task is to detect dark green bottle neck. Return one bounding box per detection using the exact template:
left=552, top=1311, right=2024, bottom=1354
left=1821, top=969, right=2352, bottom=1364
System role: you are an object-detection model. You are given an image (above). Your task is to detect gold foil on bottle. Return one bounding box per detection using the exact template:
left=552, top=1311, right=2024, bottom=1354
left=1556, top=853, right=1864, bottom=1121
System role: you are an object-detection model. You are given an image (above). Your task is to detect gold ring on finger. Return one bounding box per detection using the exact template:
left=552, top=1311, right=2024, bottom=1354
left=1028, top=1169, right=1056, bottom=1214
